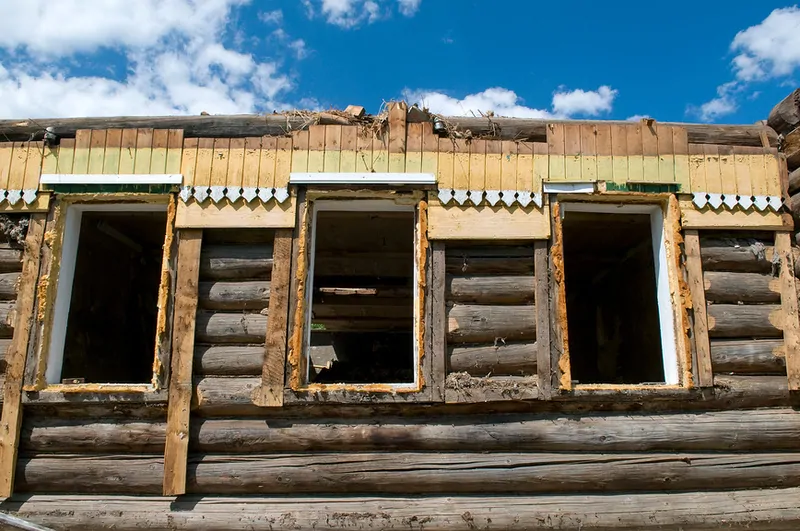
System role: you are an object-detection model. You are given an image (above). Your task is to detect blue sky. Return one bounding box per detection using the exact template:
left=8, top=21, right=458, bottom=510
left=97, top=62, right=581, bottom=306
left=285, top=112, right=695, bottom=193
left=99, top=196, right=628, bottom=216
left=0, top=1, right=797, bottom=123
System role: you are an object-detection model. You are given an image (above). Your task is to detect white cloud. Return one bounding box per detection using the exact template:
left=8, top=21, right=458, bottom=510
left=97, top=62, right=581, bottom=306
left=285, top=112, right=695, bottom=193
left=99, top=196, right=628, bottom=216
left=259, top=9, right=284, bottom=25
left=0, top=0, right=297, bottom=117
left=626, top=114, right=651, bottom=122
left=397, top=0, right=421, bottom=16
left=404, top=85, right=618, bottom=119
left=307, top=0, right=421, bottom=28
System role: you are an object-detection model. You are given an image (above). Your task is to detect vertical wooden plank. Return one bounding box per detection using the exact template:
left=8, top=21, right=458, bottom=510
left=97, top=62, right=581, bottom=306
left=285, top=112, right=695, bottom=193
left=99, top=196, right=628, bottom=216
left=256, top=230, right=293, bottom=407
left=307, top=125, right=325, bottom=173
left=149, top=129, right=170, bottom=174
left=275, top=137, right=293, bottom=189
left=719, top=146, right=737, bottom=201
left=563, top=124, right=581, bottom=180
left=118, top=129, right=137, bottom=174
left=193, top=138, right=215, bottom=194
left=0, top=215, right=46, bottom=497
left=133, top=128, right=154, bottom=175
left=684, top=230, right=713, bottom=387
left=468, top=139, right=486, bottom=195
left=226, top=138, right=246, bottom=194
left=22, top=143, right=43, bottom=193
left=626, top=123, right=644, bottom=182
left=703, top=144, right=723, bottom=194
left=355, top=130, right=373, bottom=173
left=656, top=125, right=675, bottom=183
left=242, top=137, right=262, bottom=191
left=165, top=129, right=184, bottom=174
left=429, top=241, right=446, bottom=402
left=72, top=130, right=91, bottom=174
left=154, top=196, right=177, bottom=390
left=420, top=123, right=438, bottom=177
left=339, top=126, right=358, bottom=173
left=749, top=147, right=768, bottom=198
left=437, top=137, right=454, bottom=191
left=40, top=144, right=58, bottom=176
left=688, top=144, right=707, bottom=193
left=641, top=122, right=659, bottom=181
left=162, top=229, right=202, bottom=496
left=103, top=129, right=122, bottom=175
left=500, top=140, right=517, bottom=194
left=87, top=130, right=107, bottom=174
left=484, top=140, right=502, bottom=194
left=388, top=102, right=407, bottom=173
left=533, top=142, right=548, bottom=190
left=673, top=127, right=690, bottom=192
left=547, top=123, right=565, bottom=181
left=549, top=202, right=570, bottom=390
left=179, top=138, right=199, bottom=189
left=776, top=231, right=800, bottom=392
left=209, top=138, right=230, bottom=198
left=595, top=124, right=613, bottom=183
left=579, top=124, right=597, bottom=182
left=453, top=139, right=470, bottom=193
left=7, top=143, right=27, bottom=195
left=259, top=136, right=278, bottom=191
left=405, top=122, right=423, bottom=174
left=764, top=149, right=782, bottom=198
left=290, top=131, right=309, bottom=174
left=323, top=125, right=342, bottom=173
left=54, top=138, right=75, bottom=175
left=516, top=142, right=534, bottom=192
left=610, top=125, right=628, bottom=184
left=535, top=240, right=552, bottom=399
left=734, top=147, right=753, bottom=202
left=372, top=132, right=389, bottom=173
left=0, top=143, right=14, bottom=189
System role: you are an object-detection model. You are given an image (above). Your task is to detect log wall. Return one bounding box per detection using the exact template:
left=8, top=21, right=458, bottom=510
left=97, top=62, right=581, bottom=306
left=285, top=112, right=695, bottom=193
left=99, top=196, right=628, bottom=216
left=0, top=224, right=24, bottom=404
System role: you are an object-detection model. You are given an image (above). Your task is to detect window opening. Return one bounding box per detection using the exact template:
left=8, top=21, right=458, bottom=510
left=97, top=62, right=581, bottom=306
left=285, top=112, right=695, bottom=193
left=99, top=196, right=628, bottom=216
left=306, top=202, right=417, bottom=385
left=46, top=205, right=168, bottom=384
left=560, top=203, right=678, bottom=385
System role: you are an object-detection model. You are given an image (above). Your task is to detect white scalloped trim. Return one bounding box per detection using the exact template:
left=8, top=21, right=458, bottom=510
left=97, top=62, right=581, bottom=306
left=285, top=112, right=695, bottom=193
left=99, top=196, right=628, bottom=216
left=437, top=189, right=543, bottom=208
left=0, top=189, right=37, bottom=205
left=691, top=192, right=783, bottom=212
left=179, top=186, right=291, bottom=204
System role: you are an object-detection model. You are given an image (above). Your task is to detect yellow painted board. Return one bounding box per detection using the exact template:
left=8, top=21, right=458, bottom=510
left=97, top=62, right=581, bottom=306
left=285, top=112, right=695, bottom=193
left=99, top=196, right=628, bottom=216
left=388, top=108, right=406, bottom=173
left=103, top=129, right=122, bottom=175
left=118, top=129, right=137, bottom=174
left=242, top=137, right=261, bottom=189
left=180, top=138, right=199, bottom=188
left=580, top=125, right=597, bottom=182
left=428, top=200, right=551, bottom=240
left=672, top=127, right=690, bottom=192
left=533, top=142, right=548, bottom=190
left=626, top=124, right=644, bottom=182
left=563, top=125, right=581, bottom=180
left=87, top=130, right=107, bottom=174
left=227, top=138, right=246, bottom=191
left=764, top=150, right=781, bottom=198
left=405, top=122, right=423, bottom=174
left=610, top=124, right=629, bottom=184
left=259, top=136, right=278, bottom=190
left=22, top=142, right=43, bottom=191
left=72, top=130, right=91, bottom=174
left=133, top=129, right=153, bottom=175
left=437, top=137, right=455, bottom=189
left=339, top=126, right=358, bottom=172
left=307, top=125, right=325, bottom=173
left=149, top=129, right=169, bottom=174
left=372, top=133, right=389, bottom=173
left=748, top=149, right=768, bottom=197
left=641, top=123, right=658, bottom=182
left=703, top=144, right=723, bottom=194
left=719, top=146, right=737, bottom=196
left=516, top=142, right=534, bottom=192
left=55, top=139, right=75, bottom=175
left=468, top=139, right=486, bottom=192
left=40, top=145, right=58, bottom=176
left=595, top=124, right=613, bottom=183
left=733, top=148, right=752, bottom=201
left=680, top=200, right=790, bottom=230
left=0, top=143, right=14, bottom=189
left=453, top=139, right=470, bottom=191
left=356, top=131, right=372, bottom=172
left=501, top=140, right=517, bottom=191
left=0, top=192, right=49, bottom=212
left=290, top=131, right=309, bottom=173
left=8, top=143, right=28, bottom=192
left=485, top=140, right=502, bottom=191
left=275, top=137, right=292, bottom=189
left=688, top=144, right=707, bottom=193
left=193, top=138, right=215, bottom=191
left=420, top=123, right=438, bottom=177
left=323, top=125, right=342, bottom=172
left=656, top=125, right=675, bottom=183
left=176, top=196, right=296, bottom=229
left=210, top=138, right=230, bottom=189
left=166, top=129, right=184, bottom=174
left=547, top=123, right=566, bottom=181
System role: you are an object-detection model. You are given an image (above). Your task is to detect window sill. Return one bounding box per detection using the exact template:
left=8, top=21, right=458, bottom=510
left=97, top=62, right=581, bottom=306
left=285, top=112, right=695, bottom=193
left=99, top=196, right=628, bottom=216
left=555, top=384, right=699, bottom=402
left=283, top=384, right=431, bottom=404
left=23, top=384, right=168, bottom=405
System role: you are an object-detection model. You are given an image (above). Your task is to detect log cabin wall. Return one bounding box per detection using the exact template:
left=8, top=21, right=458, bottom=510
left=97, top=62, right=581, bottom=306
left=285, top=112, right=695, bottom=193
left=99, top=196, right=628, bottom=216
left=0, top=220, right=25, bottom=402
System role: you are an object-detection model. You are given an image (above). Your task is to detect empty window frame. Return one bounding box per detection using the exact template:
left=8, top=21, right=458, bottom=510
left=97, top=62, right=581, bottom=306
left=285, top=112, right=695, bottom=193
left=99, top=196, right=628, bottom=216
left=302, top=200, right=422, bottom=388
left=559, top=202, right=679, bottom=385
left=44, top=203, right=170, bottom=385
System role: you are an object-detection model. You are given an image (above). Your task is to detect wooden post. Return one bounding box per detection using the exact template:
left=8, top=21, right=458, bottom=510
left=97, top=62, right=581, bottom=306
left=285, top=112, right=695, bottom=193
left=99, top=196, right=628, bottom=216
left=0, top=214, right=46, bottom=498
left=776, top=231, right=800, bottom=392
left=684, top=230, right=714, bottom=388
left=163, top=229, right=202, bottom=496
left=549, top=202, right=571, bottom=390
left=254, top=229, right=293, bottom=407
left=429, top=241, right=446, bottom=401
left=534, top=240, right=552, bottom=399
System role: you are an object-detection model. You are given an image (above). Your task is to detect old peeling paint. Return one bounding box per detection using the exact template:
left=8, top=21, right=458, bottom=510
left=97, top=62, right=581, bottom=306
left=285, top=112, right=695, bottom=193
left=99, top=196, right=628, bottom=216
left=666, top=196, right=693, bottom=388
left=550, top=202, right=572, bottom=390
left=416, top=199, right=428, bottom=390
left=35, top=275, right=49, bottom=322
left=287, top=202, right=310, bottom=390
left=151, top=194, right=177, bottom=388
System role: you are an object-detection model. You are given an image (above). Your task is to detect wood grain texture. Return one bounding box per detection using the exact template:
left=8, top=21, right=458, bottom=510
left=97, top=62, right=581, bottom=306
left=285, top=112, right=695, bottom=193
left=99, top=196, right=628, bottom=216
left=428, top=201, right=550, bottom=240
left=163, top=229, right=202, bottom=496
left=707, top=304, right=782, bottom=338
left=776, top=231, right=800, bottom=391
left=447, top=304, right=536, bottom=344
left=684, top=230, right=713, bottom=387
left=428, top=242, right=446, bottom=402
left=534, top=240, right=552, bottom=398
left=711, top=339, right=785, bottom=375
left=446, top=275, right=534, bottom=304
left=194, top=345, right=264, bottom=376
left=704, top=271, right=780, bottom=303
left=449, top=342, right=536, bottom=376
left=175, top=197, right=296, bottom=229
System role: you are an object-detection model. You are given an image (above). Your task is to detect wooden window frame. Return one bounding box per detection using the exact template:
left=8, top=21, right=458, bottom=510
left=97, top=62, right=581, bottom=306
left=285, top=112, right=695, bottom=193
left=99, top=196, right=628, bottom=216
left=25, top=194, right=177, bottom=396
left=285, top=191, right=439, bottom=402
left=550, top=195, right=692, bottom=392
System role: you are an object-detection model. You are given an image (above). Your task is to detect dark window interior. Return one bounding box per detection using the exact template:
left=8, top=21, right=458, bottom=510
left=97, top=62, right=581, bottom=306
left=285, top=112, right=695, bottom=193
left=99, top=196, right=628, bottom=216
left=562, top=211, right=665, bottom=384
left=308, top=209, right=415, bottom=384
left=61, top=211, right=167, bottom=383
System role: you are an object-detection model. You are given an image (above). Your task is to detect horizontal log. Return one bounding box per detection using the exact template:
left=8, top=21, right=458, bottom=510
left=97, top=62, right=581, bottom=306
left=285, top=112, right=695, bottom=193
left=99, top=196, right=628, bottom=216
left=446, top=275, right=534, bottom=304
left=199, top=245, right=272, bottom=280
left=7, top=488, right=800, bottom=531
left=15, top=455, right=163, bottom=494
left=699, top=238, right=795, bottom=275
left=444, top=375, right=539, bottom=402
left=713, top=375, right=789, bottom=401
left=704, top=271, right=780, bottom=303
left=0, top=300, right=15, bottom=338
left=0, top=271, right=19, bottom=300
left=448, top=342, right=536, bottom=376
left=711, top=339, right=786, bottom=375
left=788, top=167, right=800, bottom=196
left=193, top=345, right=264, bottom=376
left=768, top=88, right=800, bottom=134
left=446, top=246, right=534, bottom=276
left=0, top=247, right=22, bottom=273
left=198, top=281, right=269, bottom=311
left=447, top=304, right=536, bottom=344
left=194, top=312, right=267, bottom=344
left=21, top=419, right=166, bottom=453
left=707, top=303, right=782, bottom=339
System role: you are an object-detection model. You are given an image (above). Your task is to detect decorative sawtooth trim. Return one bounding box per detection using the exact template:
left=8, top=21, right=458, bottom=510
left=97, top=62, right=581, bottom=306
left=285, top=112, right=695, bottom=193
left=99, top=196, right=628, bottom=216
left=438, top=189, right=543, bottom=208
left=180, top=186, right=290, bottom=205
left=0, top=189, right=38, bottom=205
left=692, top=192, right=783, bottom=212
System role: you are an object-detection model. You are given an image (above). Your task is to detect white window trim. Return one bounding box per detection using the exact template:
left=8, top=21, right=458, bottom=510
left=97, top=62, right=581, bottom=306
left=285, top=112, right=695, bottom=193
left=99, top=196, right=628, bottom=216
left=45, top=202, right=169, bottom=385
left=40, top=174, right=182, bottom=185
left=560, top=202, right=680, bottom=385
left=290, top=172, right=435, bottom=185
left=304, top=199, right=420, bottom=390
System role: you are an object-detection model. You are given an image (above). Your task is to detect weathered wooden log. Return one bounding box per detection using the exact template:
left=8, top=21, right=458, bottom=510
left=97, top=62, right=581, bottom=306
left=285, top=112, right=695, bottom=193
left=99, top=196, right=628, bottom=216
left=194, top=312, right=267, bottom=344
left=0, top=300, right=15, bottom=338
left=786, top=127, right=800, bottom=169
left=15, top=455, right=163, bottom=494
left=448, top=342, right=536, bottom=376
left=789, top=168, right=800, bottom=198
left=21, top=419, right=166, bottom=453
left=190, top=408, right=800, bottom=453
left=0, top=247, right=22, bottom=273
left=0, top=337, right=11, bottom=369
left=8, top=488, right=800, bottom=531
left=199, top=245, right=272, bottom=280
left=699, top=238, right=787, bottom=274
left=447, top=304, right=536, bottom=344
left=707, top=303, right=782, bottom=338
left=445, top=246, right=534, bottom=276
left=768, top=88, right=800, bottom=134
left=704, top=271, right=780, bottom=303
left=446, top=275, right=535, bottom=304
left=713, top=374, right=789, bottom=401
left=198, top=281, right=269, bottom=311
left=711, top=339, right=786, bottom=375
left=0, top=271, right=19, bottom=300
left=193, top=345, right=264, bottom=376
